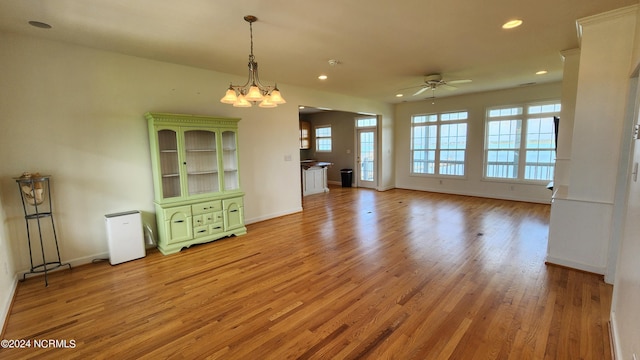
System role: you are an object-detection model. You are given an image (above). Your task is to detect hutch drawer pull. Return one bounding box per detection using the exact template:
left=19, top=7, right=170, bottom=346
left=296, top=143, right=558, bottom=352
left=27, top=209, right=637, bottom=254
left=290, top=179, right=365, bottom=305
left=230, top=209, right=238, bottom=213
left=197, top=229, right=207, bottom=233
left=174, top=220, right=184, bottom=223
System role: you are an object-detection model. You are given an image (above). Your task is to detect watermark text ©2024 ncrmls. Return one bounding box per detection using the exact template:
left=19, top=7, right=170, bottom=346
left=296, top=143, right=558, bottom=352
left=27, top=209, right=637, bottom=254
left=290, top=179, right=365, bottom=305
left=1, top=338, right=76, bottom=349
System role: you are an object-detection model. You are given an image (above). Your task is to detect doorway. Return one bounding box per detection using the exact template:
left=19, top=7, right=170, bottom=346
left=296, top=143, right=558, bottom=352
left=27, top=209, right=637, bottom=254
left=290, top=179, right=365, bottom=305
left=356, top=117, right=378, bottom=189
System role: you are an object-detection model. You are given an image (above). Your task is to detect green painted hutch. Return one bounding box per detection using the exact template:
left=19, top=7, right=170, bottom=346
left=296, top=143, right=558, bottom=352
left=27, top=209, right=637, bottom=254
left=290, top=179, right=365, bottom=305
left=145, top=112, right=246, bottom=255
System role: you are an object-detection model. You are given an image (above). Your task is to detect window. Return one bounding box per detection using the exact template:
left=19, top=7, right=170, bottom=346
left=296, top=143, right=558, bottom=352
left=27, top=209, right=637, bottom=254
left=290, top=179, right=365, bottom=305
left=356, top=117, right=377, bottom=128
left=315, top=125, right=332, bottom=152
left=411, top=111, right=468, bottom=176
left=485, top=102, right=560, bottom=181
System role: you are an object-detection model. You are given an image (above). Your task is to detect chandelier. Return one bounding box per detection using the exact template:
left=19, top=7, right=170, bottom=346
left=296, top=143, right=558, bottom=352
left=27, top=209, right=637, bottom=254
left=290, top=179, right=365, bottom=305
left=220, top=15, right=286, bottom=108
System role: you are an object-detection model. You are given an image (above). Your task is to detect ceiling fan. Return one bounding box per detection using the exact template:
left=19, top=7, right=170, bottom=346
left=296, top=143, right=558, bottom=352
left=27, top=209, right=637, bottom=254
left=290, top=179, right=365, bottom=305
left=406, top=74, right=472, bottom=97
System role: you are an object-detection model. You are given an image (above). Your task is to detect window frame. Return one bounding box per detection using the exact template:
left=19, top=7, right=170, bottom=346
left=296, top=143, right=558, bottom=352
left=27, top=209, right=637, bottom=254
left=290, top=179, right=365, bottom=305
left=355, top=116, right=377, bottom=129
left=410, top=110, right=468, bottom=178
left=314, top=125, right=332, bottom=153
left=483, top=101, right=560, bottom=183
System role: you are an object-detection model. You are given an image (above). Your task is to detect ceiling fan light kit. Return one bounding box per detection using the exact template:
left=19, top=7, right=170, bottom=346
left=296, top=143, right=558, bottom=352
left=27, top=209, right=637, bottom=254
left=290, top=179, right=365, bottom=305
left=220, top=15, right=286, bottom=108
left=405, top=73, right=472, bottom=99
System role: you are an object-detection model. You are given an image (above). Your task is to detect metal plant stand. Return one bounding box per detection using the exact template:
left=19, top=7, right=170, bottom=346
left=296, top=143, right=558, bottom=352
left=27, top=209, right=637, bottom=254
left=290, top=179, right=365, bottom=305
left=15, top=175, right=71, bottom=286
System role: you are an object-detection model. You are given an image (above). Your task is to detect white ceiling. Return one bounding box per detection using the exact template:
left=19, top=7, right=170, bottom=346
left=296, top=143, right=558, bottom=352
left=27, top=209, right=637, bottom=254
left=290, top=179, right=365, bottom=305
left=1, top=0, right=637, bottom=104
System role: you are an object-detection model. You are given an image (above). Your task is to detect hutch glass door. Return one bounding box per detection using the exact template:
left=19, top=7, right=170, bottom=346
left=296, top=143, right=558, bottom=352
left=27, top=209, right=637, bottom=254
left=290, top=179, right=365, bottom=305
left=157, top=129, right=181, bottom=199
left=184, top=129, right=219, bottom=196
left=222, top=130, right=239, bottom=191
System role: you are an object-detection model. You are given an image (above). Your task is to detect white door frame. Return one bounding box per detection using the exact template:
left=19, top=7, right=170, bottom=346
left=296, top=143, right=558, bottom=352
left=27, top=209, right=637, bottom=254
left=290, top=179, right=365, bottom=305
left=355, top=117, right=378, bottom=189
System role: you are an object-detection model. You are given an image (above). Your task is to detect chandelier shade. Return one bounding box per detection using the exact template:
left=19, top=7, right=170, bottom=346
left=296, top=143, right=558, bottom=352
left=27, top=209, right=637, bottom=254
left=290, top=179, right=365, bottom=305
left=258, top=95, right=277, bottom=108
left=220, top=87, right=238, bottom=104
left=233, top=94, right=251, bottom=108
left=220, top=15, right=286, bottom=108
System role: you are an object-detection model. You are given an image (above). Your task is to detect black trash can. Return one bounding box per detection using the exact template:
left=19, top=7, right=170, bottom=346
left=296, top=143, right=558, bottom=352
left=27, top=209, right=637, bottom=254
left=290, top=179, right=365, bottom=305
left=340, top=169, right=353, bottom=187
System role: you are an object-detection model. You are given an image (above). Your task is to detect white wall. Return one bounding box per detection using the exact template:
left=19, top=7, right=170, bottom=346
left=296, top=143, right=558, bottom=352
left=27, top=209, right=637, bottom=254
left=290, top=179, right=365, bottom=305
left=394, top=82, right=562, bottom=204
left=612, top=75, right=640, bottom=360
left=0, top=31, right=393, bottom=328
left=611, top=4, right=640, bottom=360
left=0, top=191, right=17, bottom=331
left=569, top=9, right=637, bottom=203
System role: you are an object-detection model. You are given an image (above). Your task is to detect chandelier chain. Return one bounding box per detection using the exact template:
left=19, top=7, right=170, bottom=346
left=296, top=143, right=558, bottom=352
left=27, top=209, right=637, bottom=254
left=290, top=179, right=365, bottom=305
left=249, top=21, right=254, bottom=58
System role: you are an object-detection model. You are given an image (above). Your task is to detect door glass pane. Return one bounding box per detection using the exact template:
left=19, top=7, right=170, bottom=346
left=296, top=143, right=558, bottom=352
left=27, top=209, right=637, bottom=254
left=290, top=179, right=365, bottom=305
left=184, top=130, right=219, bottom=195
left=158, top=129, right=181, bottom=199
left=222, top=131, right=239, bottom=191
left=360, top=131, right=375, bottom=182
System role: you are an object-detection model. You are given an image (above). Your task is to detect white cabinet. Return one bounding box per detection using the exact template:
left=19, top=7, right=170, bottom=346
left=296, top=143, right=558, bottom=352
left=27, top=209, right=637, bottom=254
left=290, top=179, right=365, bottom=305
left=302, top=166, right=329, bottom=196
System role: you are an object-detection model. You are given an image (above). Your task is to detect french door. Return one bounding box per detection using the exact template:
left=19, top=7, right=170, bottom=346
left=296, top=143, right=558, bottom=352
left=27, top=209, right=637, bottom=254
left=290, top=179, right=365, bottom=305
left=356, top=128, right=377, bottom=188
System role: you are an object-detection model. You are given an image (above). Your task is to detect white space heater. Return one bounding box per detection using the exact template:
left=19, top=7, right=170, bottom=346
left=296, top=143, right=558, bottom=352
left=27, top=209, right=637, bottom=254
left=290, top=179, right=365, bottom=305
left=105, top=210, right=145, bottom=265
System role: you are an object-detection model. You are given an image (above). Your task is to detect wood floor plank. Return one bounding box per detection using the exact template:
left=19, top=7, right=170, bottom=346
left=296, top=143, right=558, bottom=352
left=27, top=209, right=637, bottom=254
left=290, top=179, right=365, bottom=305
left=0, top=187, right=613, bottom=359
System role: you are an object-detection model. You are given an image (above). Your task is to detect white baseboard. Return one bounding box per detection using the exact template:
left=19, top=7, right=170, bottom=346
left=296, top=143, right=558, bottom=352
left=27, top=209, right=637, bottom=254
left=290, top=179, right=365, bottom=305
left=544, top=256, right=606, bottom=275
left=396, top=185, right=552, bottom=204
left=245, top=207, right=303, bottom=225
left=66, top=252, right=110, bottom=266
left=1, top=273, right=18, bottom=336
left=328, top=180, right=395, bottom=191
left=15, top=252, right=111, bottom=281
left=610, top=312, right=622, bottom=360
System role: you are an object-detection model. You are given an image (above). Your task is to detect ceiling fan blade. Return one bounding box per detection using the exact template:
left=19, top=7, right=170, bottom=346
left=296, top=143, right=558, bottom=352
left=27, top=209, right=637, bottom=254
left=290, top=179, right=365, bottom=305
left=399, top=84, right=425, bottom=91
left=413, top=87, right=429, bottom=96
left=446, top=79, right=472, bottom=85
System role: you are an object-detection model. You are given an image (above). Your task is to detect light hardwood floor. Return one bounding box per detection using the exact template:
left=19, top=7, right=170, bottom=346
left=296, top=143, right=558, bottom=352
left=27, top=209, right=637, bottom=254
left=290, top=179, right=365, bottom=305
left=1, top=187, right=613, bottom=359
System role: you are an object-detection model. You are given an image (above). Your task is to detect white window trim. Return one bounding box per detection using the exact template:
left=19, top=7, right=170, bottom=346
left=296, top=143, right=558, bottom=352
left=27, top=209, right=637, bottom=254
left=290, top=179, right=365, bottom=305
left=315, top=125, right=332, bottom=153
left=410, top=111, right=468, bottom=178
left=483, top=100, right=560, bottom=183
left=355, top=116, right=377, bottom=129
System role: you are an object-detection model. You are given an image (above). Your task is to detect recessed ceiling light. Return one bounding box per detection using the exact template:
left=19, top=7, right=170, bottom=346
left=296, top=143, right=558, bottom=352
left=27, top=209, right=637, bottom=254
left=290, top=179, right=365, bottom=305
left=536, top=70, right=548, bottom=75
left=318, top=75, right=328, bottom=80
left=396, top=94, right=404, bottom=98
left=28, top=21, right=52, bottom=29
left=502, top=19, right=523, bottom=29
